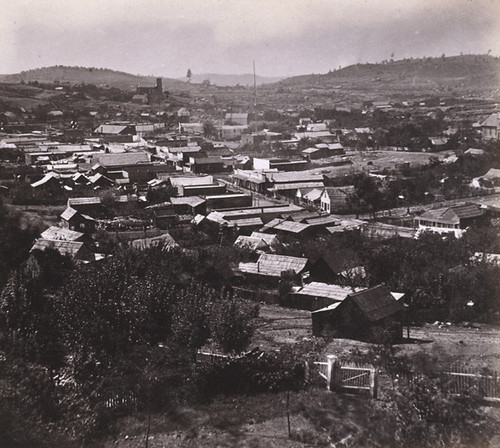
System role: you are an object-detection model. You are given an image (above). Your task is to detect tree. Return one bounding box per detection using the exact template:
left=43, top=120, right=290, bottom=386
left=209, top=293, right=254, bottom=354
left=186, top=68, right=192, bottom=83
left=203, top=120, right=217, bottom=139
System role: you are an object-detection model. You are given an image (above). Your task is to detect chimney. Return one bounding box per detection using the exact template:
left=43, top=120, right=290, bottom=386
left=156, top=78, right=163, bottom=93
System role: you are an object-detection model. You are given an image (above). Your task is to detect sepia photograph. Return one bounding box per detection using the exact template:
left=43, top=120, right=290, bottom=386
left=0, top=0, right=500, bottom=446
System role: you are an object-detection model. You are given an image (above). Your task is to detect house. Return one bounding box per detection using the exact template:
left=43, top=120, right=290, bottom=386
left=232, top=170, right=268, bottom=194
left=130, top=232, right=178, bottom=251
left=311, top=284, right=404, bottom=343
left=40, top=226, right=84, bottom=242
left=320, top=186, right=355, bottom=214
left=252, top=158, right=308, bottom=172
left=233, top=235, right=271, bottom=252
left=132, top=94, right=148, bottom=104
left=289, top=282, right=360, bottom=311
left=31, top=172, right=61, bottom=189
left=415, top=203, right=487, bottom=237
left=178, top=123, right=204, bottom=135
left=186, top=156, right=225, bottom=174
left=261, top=218, right=312, bottom=237
left=169, top=174, right=214, bottom=190
left=135, top=78, right=164, bottom=104
left=67, top=197, right=104, bottom=216
left=94, top=124, right=135, bottom=135
left=30, top=239, right=93, bottom=262
left=250, top=232, right=281, bottom=251
left=60, top=207, right=97, bottom=232
left=429, top=137, right=449, bottom=148
left=205, top=193, right=253, bottom=212
left=478, top=168, right=500, bottom=186
left=306, top=122, right=328, bottom=132
left=177, top=107, right=190, bottom=119
left=225, top=113, right=249, bottom=126
left=219, top=125, right=248, bottom=141
left=480, top=113, right=500, bottom=140
left=302, top=143, right=344, bottom=160
left=92, top=152, right=151, bottom=170
left=311, top=249, right=365, bottom=284
left=178, top=183, right=226, bottom=197
left=298, top=188, right=324, bottom=207
left=238, top=253, right=309, bottom=281
left=88, top=173, right=114, bottom=189
left=267, top=171, right=325, bottom=199
left=464, top=148, right=485, bottom=157
left=170, top=196, right=206, bottom=215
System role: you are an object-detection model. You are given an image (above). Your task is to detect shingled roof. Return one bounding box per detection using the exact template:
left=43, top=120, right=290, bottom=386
left=317, top=248, right=363, bottom=274
left=419, top=203, right=484, bottom=224
left=348, top=285, right=404, bottom=322
left=40, top=226, right=83, bottom=242
left=239, top=253, right=308, bottom=278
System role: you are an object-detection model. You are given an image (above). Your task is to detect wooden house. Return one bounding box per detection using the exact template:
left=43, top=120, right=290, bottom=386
left=415, top=203, right=488, bottom=237
left=30, top=238, right=94, bottom=262
left=238, top=253, right=309, bottom=284
left=311, top=284, right=404, bottom=343
left=311, top=249, right=365, bottom=285
left=320, top=186, right=355, bottom=214
left=289, top=282, right=360, bottom=311
left=60, top=207, right=97, bottom=232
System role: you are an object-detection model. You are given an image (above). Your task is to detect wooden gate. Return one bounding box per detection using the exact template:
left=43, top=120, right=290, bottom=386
left=333, top=362, right=377, bottom=398
left=313, top=355, right=377, bottom=398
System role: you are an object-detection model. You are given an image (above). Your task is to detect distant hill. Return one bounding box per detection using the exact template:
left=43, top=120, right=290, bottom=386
left=0, top=66, right=186, bottom=91
left=277, top=54, right=500, bottom=98
left=182, top=73, right=283, bottom=86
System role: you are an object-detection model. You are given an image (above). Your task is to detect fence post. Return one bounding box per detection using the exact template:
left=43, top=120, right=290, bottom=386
left=304, top=361, right=310, bottom=384
left=370, top=367, right=378, bottom=399
left=327, top=355, right=338, bottom=391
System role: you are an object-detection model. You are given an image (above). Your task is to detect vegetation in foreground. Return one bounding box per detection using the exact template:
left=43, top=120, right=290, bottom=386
left=0, top=195, right=499, bottom=446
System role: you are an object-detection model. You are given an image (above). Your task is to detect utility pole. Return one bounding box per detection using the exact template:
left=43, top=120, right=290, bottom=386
left=253, top=60, right=257, bottom=106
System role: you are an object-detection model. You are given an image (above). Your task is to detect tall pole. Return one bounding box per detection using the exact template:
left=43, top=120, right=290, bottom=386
left=253, top=60, right=257, bottom=106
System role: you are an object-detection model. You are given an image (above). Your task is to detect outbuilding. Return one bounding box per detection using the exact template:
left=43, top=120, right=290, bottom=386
left=311, top=284, right=404, bottom=343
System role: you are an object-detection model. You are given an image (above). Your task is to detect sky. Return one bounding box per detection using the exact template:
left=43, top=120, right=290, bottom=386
left=1, top=0, right=499, bottom=78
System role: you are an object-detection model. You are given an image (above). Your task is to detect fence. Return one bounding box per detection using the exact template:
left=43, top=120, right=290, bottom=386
left=445, top=367, right=500, bottom=401
left=101, top=390, right=138, bottom=410
left=312, top=355, right=377, bottom=398
left=393, top=367, right=500, bottom=402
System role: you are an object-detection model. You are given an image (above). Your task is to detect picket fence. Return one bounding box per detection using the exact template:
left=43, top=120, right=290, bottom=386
left=396, top=366, right=500, bottom=401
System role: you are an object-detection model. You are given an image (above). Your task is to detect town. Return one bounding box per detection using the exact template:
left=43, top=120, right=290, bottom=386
left=1, top=37, right=500, bottom=448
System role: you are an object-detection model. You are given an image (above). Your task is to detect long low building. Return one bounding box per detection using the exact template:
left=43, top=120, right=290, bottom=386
left=239, top=253, right=309, bottom=280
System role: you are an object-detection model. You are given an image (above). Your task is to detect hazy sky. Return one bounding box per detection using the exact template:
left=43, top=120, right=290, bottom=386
left=2, top=0, right=499, bottom=78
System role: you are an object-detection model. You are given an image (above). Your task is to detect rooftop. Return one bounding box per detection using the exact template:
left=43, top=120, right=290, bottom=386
left=40, top=226, right=83, bottom=241
left=239, top=253, right=308, bottom=278
left=293, top=282, right=360, bottom=301
left=348, top=285, right=404, bottom=322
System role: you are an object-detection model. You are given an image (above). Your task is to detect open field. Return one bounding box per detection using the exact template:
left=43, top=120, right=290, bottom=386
left=307, top=149, right=450, bottom=176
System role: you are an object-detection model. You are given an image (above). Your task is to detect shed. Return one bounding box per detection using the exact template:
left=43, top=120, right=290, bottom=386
left=311, top=284, right=404, bottom=343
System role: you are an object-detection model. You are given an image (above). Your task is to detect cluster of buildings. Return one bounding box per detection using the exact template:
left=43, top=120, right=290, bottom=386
left=1, top=92, right=499, bottom=345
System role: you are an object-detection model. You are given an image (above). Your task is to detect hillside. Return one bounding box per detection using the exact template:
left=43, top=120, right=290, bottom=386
left=0, top=66, right=186, bottom=91
left=183, top=73, right=283, bottom=86
left=276, top=54, right=500, bottom=100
